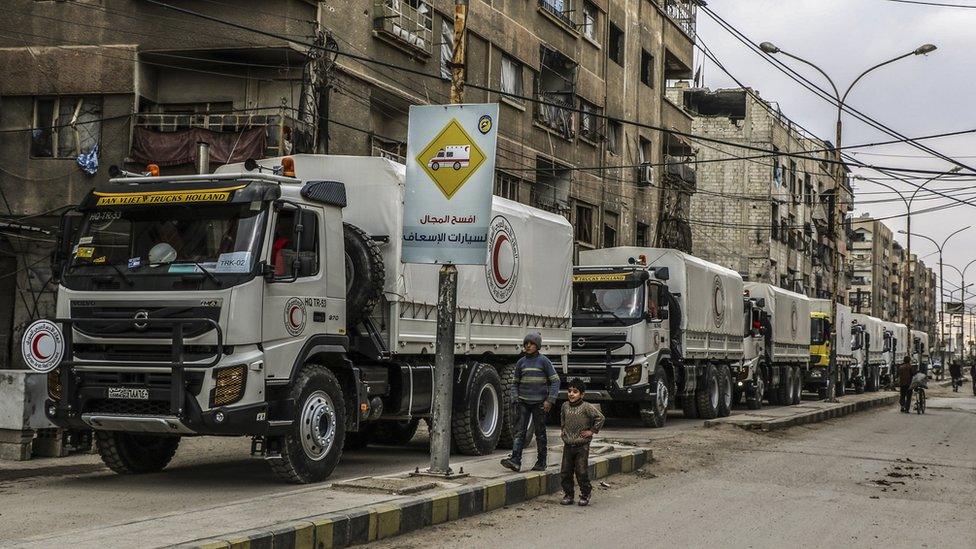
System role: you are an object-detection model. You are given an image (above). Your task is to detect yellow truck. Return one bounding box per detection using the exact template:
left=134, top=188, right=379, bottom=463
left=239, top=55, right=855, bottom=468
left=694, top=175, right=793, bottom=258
left=807, top=300, right=857, bottom=398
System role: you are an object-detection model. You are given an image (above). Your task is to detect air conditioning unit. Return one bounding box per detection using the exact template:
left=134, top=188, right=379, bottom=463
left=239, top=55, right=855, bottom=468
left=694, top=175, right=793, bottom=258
left=637, top=163, right=653, bottom=187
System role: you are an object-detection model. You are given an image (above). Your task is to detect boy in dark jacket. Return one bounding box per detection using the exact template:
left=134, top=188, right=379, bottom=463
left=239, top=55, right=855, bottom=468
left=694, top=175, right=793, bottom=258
left=501, top=332, right=559, bottom=472
left=559, top=378, right=605, bottom=507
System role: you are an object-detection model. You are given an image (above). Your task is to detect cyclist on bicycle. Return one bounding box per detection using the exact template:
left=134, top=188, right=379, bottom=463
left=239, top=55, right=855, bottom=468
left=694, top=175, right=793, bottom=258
left=898, top=357, right=916, bottom=413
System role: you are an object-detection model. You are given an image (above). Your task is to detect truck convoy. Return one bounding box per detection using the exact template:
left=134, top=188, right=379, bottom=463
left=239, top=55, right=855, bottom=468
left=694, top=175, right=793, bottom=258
left=807, top=299, right=856, bottom=396
left=568, top=247, right=746, bottom=428
left=852, top=313, right=885, bottom=391
left=743, top=283, right=811, bottom=406
left=44, top=154, right=573, bottom=483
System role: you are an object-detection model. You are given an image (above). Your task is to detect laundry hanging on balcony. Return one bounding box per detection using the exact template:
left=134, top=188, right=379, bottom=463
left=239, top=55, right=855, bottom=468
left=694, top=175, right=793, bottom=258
left=130, top=126, right=267, bottom=167
left=76, top=142, right=99, bottom=176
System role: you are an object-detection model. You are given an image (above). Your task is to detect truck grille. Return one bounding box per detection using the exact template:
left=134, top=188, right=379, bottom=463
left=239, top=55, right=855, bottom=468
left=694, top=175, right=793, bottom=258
left=70, top=304, right=220, bottom=338
left=571, top=333, right=628, bottom=352
left=74, top=344, right=218, bottom=364
left=560, top=366, right=620, bottom=387
left=79, top=371, right=205, bottom=395
left=85, top=399, right=171, bottom=416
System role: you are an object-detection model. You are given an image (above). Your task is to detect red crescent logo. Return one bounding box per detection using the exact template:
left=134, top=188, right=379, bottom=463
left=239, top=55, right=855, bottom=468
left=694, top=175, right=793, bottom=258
left=493, top=234, right=509, bottom=286
left=289, top=306, right=302, bottom=327
left=31, top=332, right=50, bottom=360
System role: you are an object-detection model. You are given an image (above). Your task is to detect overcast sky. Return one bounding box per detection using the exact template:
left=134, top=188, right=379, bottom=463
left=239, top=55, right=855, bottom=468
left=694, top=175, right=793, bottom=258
left=697, top=0, right=976, bottom=298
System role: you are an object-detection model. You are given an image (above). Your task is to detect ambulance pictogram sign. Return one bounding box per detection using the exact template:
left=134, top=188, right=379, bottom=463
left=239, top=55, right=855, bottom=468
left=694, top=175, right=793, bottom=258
left=416, top=118, right=487, bottom=200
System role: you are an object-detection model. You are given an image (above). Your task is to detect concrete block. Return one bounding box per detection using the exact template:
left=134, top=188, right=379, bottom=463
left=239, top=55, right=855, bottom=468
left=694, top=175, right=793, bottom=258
left=0, top=370, right=54, bottom=431
left=0, top=428, right=32, bottom=460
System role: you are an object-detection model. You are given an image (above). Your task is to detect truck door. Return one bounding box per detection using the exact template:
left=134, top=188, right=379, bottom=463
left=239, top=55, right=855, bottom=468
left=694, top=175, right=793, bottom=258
left=262, top=204, right=331, bottom=383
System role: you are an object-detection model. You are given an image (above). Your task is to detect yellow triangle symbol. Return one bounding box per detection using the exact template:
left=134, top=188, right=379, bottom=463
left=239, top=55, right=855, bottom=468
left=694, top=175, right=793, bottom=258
left=416, top=118, right=486, bottom=199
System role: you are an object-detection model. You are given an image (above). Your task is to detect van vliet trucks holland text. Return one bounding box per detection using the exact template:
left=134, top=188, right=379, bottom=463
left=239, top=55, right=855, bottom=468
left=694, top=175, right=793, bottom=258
left=45, top=154, right=573, bottom=483
left=568, top=247, right=745, bottom=427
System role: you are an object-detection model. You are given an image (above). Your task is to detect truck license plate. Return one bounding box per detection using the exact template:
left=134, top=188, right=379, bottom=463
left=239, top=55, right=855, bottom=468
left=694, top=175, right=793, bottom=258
left=107, top=387, right=149, bottom=400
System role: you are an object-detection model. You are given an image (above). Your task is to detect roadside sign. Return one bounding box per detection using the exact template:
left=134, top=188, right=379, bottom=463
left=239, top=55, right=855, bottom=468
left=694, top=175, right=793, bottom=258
left=403, top=104, right=498, bottom=265
left=21, top=319, right=64, bottom=373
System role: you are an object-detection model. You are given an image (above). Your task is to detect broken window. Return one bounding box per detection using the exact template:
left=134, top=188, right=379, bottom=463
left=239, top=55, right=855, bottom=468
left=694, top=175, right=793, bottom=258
left=608, top=22, right=624, bottom=66
left=582, top=1, right=598, bottom=40
left=440, top=17, right=454, bottom=80
left=533, top=156, right=571, bottom=212
left=500, top=54, right=524, bottom=101
left=771, top=203, right=780, bottom=240
left=579, top=100, right=601, bottom=142
left=607, top=120, right=622, bottom=156
left=804, top=173, right=813, bottom=206
left=575, top=202, right=594, bottom=244
left=640, top=49, right=654, bottom=87
left=31, top=96, right=102, bottom=158
left=373, top=0, right=433, bottom=54
left=603, top=210, right=618, bottom=248
left=494, top=171, right=521, bottom=201
left=636, top=222, right=649, bottom=247
left=535, top=46, right=577, bottom=139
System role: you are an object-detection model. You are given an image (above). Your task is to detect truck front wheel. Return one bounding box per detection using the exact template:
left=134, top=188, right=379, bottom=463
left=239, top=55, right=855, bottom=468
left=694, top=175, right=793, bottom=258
left=747, top=373, right=764, bottom=410
left=640, top=368, right=670, bottom=428
left=95, top=432, right=180, bottom=474
left=696, top=363, right=721, bottom=419
left=270, top=364, right=346, bottom=484
left=775, top=366, right=792, bottom=406
left=452, top=363, right=503, bottom=455
left=716, top=364, right=732, bottom=417
left=791, top=366, right=803, bottom=405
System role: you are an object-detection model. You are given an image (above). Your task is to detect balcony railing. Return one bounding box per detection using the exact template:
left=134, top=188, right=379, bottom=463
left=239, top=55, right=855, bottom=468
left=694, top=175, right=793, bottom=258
left=665, top=0, right=698, bottom=37
left=372, top=145, right=406, bottom=164
left=373, top=0, right=432, bottom=55
left=538, top=0, right=575, bottom=27
left=534, top=91, right=576, bottom=140
left=133, top=112, right=312, bottom=158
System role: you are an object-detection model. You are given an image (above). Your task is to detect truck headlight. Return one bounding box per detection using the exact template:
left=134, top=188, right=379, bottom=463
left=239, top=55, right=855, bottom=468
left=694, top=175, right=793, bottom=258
left=211, top=365, right=247, bottom=407
left=47, top=370, right=62, bottom=402
left=623, top=364, right=641, bottom=386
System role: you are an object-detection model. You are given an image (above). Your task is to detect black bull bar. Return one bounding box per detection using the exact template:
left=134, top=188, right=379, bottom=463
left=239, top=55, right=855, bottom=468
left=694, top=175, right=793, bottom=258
left=53, top=317, right=223, bottom=420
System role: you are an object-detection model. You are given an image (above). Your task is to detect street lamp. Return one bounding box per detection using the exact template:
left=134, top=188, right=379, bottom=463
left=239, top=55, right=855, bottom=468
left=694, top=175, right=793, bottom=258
left=854, top=166, right=963, bottom=328
left=760, top=41, right=936, bottom=401
left=899, top=226, right=971, bottom=368
left=943, top=263, right=976, bottom=359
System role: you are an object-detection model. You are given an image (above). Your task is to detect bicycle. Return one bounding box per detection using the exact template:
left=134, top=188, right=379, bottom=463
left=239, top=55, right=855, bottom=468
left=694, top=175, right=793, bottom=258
left=913, top=386, right=926, bottom=415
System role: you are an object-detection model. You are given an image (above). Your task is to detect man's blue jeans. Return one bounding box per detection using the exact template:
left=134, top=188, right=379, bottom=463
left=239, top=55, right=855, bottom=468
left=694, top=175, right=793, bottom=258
left=510, top=400, right=547, bottom=465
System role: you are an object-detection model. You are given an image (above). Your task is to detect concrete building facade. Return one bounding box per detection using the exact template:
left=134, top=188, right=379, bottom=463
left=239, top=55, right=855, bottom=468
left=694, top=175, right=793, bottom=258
left=0, top=0, right=700, bottom=368
left=850, top=214, right=893, bottom=318
left=667, top=85, right=852, bottom=299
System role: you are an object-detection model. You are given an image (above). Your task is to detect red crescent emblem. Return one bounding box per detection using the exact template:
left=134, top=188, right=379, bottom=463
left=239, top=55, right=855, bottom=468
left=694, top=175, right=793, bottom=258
left=289, top=306, right=302, bottom=327
left=492, top=234, right=509, bottom=286
left=31, top=332, right=50, bottom=360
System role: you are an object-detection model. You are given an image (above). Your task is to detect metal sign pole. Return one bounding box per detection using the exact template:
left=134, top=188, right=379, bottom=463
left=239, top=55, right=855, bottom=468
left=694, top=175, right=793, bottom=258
left=427, top=0, right=468, bottom=477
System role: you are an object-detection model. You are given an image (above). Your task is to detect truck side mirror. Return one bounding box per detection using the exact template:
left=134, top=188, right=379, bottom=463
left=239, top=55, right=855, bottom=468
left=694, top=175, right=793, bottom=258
left=654, top=267, right=669, bottom=281
left=755, top=298, right=765, bottom=308
left=51, top=209, right=82, bottom=284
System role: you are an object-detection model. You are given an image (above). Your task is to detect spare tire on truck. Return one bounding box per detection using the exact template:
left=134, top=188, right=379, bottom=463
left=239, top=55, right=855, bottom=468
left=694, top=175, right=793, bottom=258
left=343, top=223, right=385, bottom=327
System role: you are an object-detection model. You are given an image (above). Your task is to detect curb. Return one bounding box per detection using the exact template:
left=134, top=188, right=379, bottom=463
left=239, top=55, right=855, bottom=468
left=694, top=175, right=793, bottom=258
left=181, top=448, right=651, bottom=549
left=704, top=394, right=898, bottom=432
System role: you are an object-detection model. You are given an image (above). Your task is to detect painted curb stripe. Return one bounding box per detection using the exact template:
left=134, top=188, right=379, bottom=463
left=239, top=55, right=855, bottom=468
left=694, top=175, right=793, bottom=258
left=187, top=449, right=649, bottom=549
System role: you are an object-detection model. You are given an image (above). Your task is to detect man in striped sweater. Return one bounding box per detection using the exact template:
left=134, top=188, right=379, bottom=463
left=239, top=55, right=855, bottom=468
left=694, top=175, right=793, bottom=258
left=500, top=332, right=559, bottom=472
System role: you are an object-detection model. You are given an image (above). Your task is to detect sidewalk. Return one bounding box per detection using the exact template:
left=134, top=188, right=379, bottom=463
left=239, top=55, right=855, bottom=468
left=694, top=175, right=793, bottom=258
left=9, top=442, right=650, bottom=549
left=703, top=391, right=898, bottom=431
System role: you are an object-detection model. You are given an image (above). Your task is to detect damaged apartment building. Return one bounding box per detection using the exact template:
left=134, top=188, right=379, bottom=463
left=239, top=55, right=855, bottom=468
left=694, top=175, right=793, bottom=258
left=666, top=84, right=853, bottom=300
left=0, top=0, right=702, bottom=369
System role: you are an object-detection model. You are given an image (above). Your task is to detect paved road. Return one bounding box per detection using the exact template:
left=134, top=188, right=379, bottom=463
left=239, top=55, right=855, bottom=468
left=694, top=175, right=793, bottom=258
left=378, top=391, right=976, bottom=548
left=0, top=389, right=868, bottom=541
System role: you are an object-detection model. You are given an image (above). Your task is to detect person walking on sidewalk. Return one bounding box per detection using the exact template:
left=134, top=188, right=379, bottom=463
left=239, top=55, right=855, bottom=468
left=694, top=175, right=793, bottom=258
left=501, top=332, right=559, bottom=472
left=898, top=356, right=916, bottom=413
left=559, top=378, right=604, bottom=507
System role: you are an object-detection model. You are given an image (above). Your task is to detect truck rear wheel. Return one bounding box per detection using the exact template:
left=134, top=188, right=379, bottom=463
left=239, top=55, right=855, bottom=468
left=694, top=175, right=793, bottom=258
left=95, top=432, right=180, bottom=474
left=270, top=364, right=346, bottom=484
left=791, top=366, right=803, bottom=405
left=343, top=223, right=385, bottom=326
left=716, top=364, right=732, bottom=417
left=496, top=363, right=518, bottom=449
left=696, top=363, right=720, bottom=419
left=640, top=368, right=670, bottom=428
left=452, top=363, right=503, bottom=455
left=775, top=366, right=792, bottom=406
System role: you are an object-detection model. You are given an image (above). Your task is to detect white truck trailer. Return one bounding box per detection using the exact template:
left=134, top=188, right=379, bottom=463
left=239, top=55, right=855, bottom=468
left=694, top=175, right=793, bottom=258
left=911, top=330, right=930, bottom=371
left=567, top=247, right=744, bottom=427
left=852, top=313, right=885, bottom=391
left=44, top=154, right=573, bottom=483
left=882, top=321, right=910, bottom=386
left=742, top=283, right=810, bottom=405
left=807, top=299, right=858, bottom=395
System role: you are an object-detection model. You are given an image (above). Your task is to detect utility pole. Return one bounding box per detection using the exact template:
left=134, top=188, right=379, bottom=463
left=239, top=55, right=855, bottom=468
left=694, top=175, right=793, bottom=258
left=428, top=0, right=468, bottom=477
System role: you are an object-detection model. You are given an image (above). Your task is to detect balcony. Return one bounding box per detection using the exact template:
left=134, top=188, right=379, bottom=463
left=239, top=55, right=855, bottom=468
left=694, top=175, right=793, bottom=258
left=664, top=0, right=698, bottom=38
left=373, top=0, right=433, bottom=56
left=538, top=0, right=576, bottom=28
left=663, top=155, right=696, bottom=190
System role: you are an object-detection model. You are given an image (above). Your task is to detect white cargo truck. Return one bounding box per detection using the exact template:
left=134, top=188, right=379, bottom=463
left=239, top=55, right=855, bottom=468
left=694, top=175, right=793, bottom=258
left=44, top=154, right=573, bottom=483
left=911, top=330, right=930, bottom=371
left=742, top=283, right=811, bottom=405
left=882, top=321, right=909, bottom=387
left=852, top=313, right=885, bottom=391
left=567, top=247, right=744, bottom=427
left=806, top=299, right=858, bottom=395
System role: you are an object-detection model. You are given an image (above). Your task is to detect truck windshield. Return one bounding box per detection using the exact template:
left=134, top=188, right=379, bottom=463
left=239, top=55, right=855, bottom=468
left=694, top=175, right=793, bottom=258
left=573, top=279, right=645, bottom=326
left=66, top=202, right=266, bottom=287
left=811, top=318, right=828, bottom=344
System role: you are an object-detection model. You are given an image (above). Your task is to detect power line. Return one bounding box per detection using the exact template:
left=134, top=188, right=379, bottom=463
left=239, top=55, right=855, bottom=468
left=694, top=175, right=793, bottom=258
left=882, top=0, right=976, bottom=7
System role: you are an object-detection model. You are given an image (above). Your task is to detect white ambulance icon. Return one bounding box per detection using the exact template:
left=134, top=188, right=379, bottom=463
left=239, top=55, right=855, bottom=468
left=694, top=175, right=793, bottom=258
left=427, top=145, right=470, bottom=171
